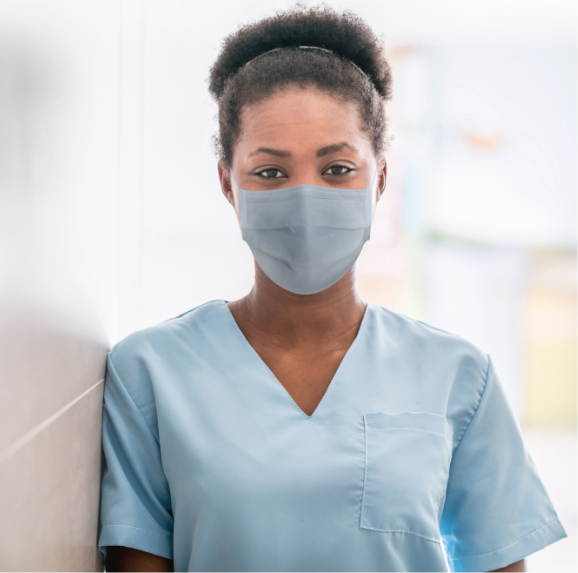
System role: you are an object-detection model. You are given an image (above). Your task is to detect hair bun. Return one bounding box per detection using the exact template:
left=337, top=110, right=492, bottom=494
left=209, top=6, right=391, bottom=100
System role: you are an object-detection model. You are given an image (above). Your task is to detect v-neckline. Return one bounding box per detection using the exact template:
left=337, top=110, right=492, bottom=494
left=221, top=300, right=371, bottom=420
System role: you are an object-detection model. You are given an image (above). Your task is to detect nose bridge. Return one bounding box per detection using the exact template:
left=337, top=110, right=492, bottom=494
left=290, top=166, right=327, bottom=188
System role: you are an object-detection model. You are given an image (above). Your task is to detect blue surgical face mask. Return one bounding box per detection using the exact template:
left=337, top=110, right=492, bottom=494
left=231, top=170, right=378, bottom=295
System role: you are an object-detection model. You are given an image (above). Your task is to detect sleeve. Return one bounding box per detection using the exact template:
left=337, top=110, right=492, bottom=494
left=98, top=352, right=174, bottom=560
left=440, top=356, right=567, bottom=572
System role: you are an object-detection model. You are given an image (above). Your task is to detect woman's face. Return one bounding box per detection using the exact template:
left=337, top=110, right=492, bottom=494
left=219, top=87, right=386, bottom=219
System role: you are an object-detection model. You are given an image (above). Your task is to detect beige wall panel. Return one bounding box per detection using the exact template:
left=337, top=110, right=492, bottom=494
left=0, top=382, right=104, bottom=572
left=0, top=302, right=108, bottom=454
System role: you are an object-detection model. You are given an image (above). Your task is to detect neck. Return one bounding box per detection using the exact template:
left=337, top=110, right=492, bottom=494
left=229, top=263, right=367, bottom=349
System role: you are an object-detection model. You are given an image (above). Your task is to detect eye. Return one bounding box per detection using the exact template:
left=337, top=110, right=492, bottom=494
left=255, top=168, right=286, bottom=179
left=323, top=165, right=354, bottom=176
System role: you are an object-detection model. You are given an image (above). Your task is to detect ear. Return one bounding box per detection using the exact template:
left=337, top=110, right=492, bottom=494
left=376, top=159, right=387, bottom=202
left=218, top=160, right=235, bottom=206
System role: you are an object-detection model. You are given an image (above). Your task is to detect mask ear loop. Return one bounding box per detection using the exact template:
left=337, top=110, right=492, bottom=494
left=370, top=166, right=381, bottom=223
left=229, top=169, right=239, bottom=193
left=229, top=169, right=245, bottom=230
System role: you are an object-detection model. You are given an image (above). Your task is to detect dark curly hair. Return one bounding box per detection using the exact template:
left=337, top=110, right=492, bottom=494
left=208, top=5, right=393, bottom=167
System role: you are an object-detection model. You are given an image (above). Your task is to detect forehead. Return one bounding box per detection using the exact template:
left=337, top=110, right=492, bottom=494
left=237, top=87, right=369, bottom=153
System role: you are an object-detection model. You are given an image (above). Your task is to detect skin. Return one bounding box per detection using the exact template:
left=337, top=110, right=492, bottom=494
left=106, top=87, right=525, bottom=573
left=105, top=547, right=173, bottom=572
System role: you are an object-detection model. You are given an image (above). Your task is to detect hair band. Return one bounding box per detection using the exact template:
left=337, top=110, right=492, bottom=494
left=244, top=46, right=370, bottom=79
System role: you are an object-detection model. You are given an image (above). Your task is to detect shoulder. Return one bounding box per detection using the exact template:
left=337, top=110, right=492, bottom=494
left=106, top=299, right=225, bottom=401
left=110, top=300, right=224, bottom=368
left=368, top=303, right=490, bottom=414
left=369, top=303, right=489, bottom=373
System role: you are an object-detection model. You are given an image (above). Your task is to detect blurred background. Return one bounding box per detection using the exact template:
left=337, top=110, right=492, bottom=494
left=0, top=0, right=575, bottom=570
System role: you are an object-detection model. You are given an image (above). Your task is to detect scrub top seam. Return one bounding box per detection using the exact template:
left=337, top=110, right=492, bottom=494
left=359, top=414, right=369, bottom=527
left=365, top=426, right=450, bottom=438
left=101, top=523, right=170, bottom=539
left=358, top=525, right=443, bottom=544
left=450, top=354, right=491, bottom=457
left=165, top=299, right=222, bottom=322
left=447, top=518, right=562, bottom=561
left=107, top=354, right=161, bottom=446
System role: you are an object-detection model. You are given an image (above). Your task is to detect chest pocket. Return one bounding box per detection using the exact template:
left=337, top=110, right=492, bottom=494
left=360, top=411, right=453, bottom=542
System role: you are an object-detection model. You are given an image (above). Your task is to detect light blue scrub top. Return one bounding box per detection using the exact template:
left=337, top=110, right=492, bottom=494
left=98, top=300, right=566, bottom=572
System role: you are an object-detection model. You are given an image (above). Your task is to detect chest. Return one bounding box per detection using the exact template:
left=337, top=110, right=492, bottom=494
left=152, top=321, right=460, bottom=573
left=248, top=341, right=348, bottom=417
left=159, top=370, right=454, bottom=557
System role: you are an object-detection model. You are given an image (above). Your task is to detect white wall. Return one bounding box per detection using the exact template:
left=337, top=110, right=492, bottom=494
left=0, top=1, right=119, bottom=568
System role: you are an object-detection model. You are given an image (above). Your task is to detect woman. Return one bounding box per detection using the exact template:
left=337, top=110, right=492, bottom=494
left=98, top=6, right=566, bottom=572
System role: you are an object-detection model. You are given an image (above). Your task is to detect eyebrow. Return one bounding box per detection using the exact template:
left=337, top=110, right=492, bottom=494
left=316, top=142, right=359, bottom=157
left=248, top=147, right=291, bottom=158
left=247, top=142, right=359, bottom=160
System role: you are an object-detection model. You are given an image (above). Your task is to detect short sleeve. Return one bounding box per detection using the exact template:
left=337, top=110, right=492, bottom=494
left=98, top=352, right=174, bottom=560
left=440, top=356, right=567, bottom=572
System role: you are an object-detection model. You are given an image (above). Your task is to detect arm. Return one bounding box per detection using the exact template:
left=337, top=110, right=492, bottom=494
left=490, top=558, right=525, bottom=572
left=103, top=548, right=524, bottom=573
left=99, top=354, right=175, bottom=566
left=105, top=546, right=173, bottom=572
left=440, top=358, right=566, bottom=570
